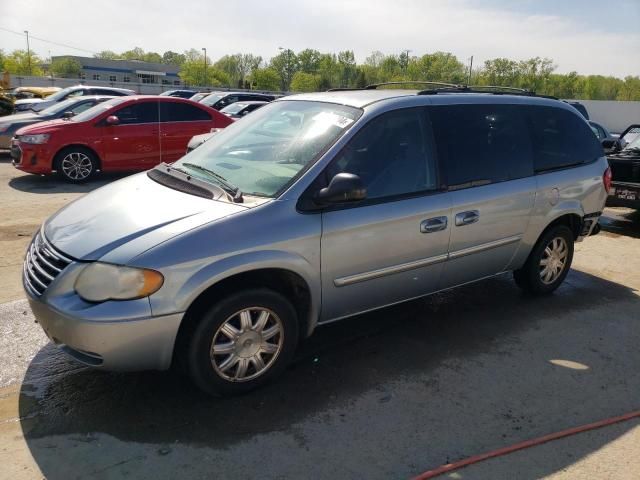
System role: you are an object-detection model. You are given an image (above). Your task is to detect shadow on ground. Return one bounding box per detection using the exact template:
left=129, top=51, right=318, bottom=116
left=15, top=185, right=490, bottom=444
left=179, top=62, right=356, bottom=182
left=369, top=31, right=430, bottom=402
left=600, top=207, right=640, bottom=238
left=8, top=171, right=132, bottom=194
left=17, top=268, right=640, bottom=479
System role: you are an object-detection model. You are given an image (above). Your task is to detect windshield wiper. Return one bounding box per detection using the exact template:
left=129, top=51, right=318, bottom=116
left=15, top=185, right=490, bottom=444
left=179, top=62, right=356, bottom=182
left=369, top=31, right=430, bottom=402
left=180, top=162, right=243, bottom=202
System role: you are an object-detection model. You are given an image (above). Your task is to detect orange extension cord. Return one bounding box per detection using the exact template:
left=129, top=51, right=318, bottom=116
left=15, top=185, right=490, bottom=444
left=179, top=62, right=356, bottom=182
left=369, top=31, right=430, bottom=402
left=412, top=410, right=640, bottom=480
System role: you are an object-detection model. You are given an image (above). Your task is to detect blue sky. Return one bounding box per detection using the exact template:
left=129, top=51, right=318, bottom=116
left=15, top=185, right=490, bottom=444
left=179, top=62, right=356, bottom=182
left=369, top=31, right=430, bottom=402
left=1, top=0, right=638, bottom=77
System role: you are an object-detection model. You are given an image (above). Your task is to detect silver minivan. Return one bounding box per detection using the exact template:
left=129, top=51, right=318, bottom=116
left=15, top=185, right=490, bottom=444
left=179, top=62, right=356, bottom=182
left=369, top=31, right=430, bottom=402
left=23, top=86, right=609, bottom=395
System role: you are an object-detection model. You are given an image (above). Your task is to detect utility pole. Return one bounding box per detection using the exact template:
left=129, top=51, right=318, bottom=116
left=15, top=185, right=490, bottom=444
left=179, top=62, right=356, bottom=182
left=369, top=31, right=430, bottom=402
left=402, top=49, right=411, bottom=73
left=202, top=47, right=207, bottom=87
left=278, top=47, right=290, bottom=91
left=467, top=55, right=474, bottom=85
left=24, top=30, right=31, bottom=75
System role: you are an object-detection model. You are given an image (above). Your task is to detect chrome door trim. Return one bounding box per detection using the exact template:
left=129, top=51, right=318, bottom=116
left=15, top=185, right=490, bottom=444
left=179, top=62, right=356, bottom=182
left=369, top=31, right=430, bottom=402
left=334, top=253, right=449, bottom=287
left=448, top=235, right=521, bottom=260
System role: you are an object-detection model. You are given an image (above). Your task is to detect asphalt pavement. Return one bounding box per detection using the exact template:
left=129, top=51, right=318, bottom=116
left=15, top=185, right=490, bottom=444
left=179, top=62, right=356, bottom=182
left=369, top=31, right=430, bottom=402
left=0, top=157, right=639, bottom=479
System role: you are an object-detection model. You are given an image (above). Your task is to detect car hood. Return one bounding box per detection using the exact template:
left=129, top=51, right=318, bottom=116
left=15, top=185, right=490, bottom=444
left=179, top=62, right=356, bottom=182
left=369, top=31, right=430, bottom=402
left=44, top=172, right=249, bottom=261
left=16, top=119, right=70, bottom=135
left=0, top=112, right=41, bottom=124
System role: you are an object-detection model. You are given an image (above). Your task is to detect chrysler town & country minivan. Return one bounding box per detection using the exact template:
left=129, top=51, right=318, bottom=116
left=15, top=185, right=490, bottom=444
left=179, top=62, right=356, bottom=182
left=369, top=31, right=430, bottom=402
left=23, top=86, right=609, bottom=395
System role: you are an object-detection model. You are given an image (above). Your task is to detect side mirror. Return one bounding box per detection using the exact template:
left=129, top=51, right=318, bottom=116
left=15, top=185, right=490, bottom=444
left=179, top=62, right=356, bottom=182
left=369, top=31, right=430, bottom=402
left=105, top=115, right=120, bottom=126
left=62, top=111, right=74, bottom=119
left=315, top=173, right=366, bottom=204
left=602, top=138, right=621, bottom=153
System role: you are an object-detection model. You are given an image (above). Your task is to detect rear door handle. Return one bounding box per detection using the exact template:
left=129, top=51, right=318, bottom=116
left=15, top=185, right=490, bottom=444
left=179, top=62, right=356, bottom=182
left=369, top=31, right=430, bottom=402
left=420, top=216, right=448, bottom=233
left=455, top=210, right=479, bottom=226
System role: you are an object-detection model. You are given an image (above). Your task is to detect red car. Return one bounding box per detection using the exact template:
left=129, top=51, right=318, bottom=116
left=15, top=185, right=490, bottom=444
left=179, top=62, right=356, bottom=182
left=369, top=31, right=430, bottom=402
left=11, top=96, right=233, bottom=182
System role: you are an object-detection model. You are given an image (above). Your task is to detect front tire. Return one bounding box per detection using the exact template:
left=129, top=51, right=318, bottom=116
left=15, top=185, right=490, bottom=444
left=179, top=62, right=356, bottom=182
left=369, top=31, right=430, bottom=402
left=514, top=224, right=574, bottom=295
left=186, top=289, right=299, bottom=396
left=55, top=147, right=98, bottom=183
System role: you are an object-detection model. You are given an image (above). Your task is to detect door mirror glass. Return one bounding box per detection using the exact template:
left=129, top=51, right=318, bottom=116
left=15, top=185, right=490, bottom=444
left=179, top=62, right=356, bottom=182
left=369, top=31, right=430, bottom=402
left=315, top=173, right=366, bottom=204
left=106, top=115, right=120, bottom=125
left=61, top=111, right=74, bottom=119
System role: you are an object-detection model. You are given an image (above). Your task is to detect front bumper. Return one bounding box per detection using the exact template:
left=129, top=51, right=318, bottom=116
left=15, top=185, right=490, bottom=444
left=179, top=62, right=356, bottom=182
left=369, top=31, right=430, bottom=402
left=11, top=140, right=54, bottom=174
left=28, top=295, right=183, bottom=371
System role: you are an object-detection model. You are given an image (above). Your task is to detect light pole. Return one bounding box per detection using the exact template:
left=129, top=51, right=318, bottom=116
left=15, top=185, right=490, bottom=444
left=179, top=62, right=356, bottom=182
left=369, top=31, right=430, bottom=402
left=24, top=30, right=31, bottom=75
left=467, top=55, right=474, bottom=85
left=278, top=46, right=291, bottom=91
left=202, top=47, right=207, bottom=87
left=402, top=49, right=411, bottom=74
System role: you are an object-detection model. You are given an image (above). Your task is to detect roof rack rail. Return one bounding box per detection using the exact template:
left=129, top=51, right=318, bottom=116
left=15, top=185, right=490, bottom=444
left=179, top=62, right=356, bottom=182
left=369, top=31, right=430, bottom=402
left=416, top=85, right=559, bottom=100
left=365, top=81, right=461, bottom=90
left=325, top=88, right=364, bottom=92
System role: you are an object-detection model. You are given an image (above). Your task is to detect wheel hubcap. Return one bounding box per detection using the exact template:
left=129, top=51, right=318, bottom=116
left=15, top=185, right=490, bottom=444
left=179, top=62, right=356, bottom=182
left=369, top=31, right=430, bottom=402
left=210, top=307, right=284, bottom=382
left=539, top=236, right=568, bottom=284
left=61, top=152, right=92, bottom=180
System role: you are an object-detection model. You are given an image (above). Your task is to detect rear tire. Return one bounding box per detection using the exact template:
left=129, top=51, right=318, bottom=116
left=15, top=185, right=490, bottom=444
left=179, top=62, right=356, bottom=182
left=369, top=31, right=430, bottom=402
left=54, top=147, right=98, bottom=183
left=186, top=289, right=299, bottom=396
left=514, top=225, right=574, bottom=295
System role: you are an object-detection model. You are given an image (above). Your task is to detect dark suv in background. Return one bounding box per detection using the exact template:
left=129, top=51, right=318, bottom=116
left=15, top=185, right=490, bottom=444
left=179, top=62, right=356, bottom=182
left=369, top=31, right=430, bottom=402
left=199, top=91, right=276, bottom=110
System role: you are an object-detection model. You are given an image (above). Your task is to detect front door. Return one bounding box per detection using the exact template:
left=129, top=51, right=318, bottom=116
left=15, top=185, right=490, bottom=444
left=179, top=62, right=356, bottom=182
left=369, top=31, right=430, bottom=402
left=319, top=107, right=451, bottom=321
left=159, top=101, right=216, bottom=163
left=429, top=103, right=536, bottom=288
left=100, top=100, right=160, bottom=171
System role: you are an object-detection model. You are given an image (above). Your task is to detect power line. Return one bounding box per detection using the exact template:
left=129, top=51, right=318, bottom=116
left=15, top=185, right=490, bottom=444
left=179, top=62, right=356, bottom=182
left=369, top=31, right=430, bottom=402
left=0, top=26, right=98, bottom=55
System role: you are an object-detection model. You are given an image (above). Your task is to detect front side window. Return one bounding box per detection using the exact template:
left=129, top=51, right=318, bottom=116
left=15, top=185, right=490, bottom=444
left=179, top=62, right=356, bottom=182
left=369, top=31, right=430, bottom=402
left=528, top=106, right=602, bottom=172
left=160, top=102, right=210, bottom=122
left=113, top=101, right=159, bottom=124
left=175, top=100, right=361, bottom=197
left=430, top=104, right=533, bottom=189
left=326, top=108, right=437, bottom=200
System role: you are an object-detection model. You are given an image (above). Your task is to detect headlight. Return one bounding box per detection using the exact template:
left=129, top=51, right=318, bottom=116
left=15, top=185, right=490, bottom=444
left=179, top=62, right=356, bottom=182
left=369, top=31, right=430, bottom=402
left=0, top=124, right=10, bottom=133
left=74, top=263, right=164, bottom=302
left=20, top=134, right=50, bottom=144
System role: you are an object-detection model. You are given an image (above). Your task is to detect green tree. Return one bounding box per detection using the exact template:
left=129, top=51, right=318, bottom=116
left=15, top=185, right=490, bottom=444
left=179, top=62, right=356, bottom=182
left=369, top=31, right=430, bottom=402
left=337, top=50, right=356, bottom=87
left=179, top=50, right=230, bottom=87
left=3, top=50, right=43, bottom=76
left=214, top=54, right=242, bottom=87
left=297, top=49, right=321, bottom=74
left=142, top=52, right=163, bottom=64
left=317, top=53, right=339, bottom=88
left=0, top=49, right=6, bottom=72
left=290, top=71, right=320, bottom=92
left=407, top=52, right=466, bottom=83
left=270, top=49, right=298, bottom=90
left=238, top=54, right=263, bottom=88
left=94, top=50, right=120, bottom=60
left=478, top=58, right=520, bottom=86
left=120, top=47, right=146, bottom=60
left=50, top=57, right=82, bottom=78
left=250, top=67, right=281, bottom=91
left=162, top=51, right=186, bottom=66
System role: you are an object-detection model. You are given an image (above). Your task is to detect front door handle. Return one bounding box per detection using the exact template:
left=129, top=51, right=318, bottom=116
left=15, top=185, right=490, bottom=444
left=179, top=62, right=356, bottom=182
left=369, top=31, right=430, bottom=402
left=420, top=216, right=448, bottom=233
left=455, top=210, right=480, bottom=226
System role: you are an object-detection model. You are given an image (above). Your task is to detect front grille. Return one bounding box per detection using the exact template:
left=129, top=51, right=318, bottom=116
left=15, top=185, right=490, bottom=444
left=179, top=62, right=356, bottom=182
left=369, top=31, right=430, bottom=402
left=10, top=143, right=22, bottom=164
left=23, top=231, right=73, bottom=296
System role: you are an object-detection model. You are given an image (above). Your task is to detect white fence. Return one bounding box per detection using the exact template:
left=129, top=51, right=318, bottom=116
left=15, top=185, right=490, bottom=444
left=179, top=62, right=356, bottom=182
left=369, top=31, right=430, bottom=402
left=572, top=100, right=640, bottom=134
left=7, top=75, right=285, bottom=96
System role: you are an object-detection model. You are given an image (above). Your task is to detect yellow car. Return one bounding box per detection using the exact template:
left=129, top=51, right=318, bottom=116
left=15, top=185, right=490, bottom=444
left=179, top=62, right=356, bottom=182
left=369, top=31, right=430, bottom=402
left=13, top=86, right=62, bottom=99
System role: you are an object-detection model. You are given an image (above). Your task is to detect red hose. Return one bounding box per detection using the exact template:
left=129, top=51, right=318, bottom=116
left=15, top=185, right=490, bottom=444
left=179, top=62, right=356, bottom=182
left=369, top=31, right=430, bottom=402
left=412, top=410, right=640, bottom=480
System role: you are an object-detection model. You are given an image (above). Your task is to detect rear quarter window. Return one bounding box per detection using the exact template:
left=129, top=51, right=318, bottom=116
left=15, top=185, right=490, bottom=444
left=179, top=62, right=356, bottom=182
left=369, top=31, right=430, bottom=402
left=527, top=105, right=603, bottom=173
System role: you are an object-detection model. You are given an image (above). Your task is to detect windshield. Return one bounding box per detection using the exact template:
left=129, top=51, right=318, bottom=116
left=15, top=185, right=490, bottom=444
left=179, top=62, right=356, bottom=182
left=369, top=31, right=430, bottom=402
left=71, top=97, right=129, bottom=122
left=174, top=100, right=362, bottom=197
left=43, top=87, right=78, bottom=103
left=622, top=128, right=640, bottom=149
left=200, top=94, right=225, bottom=107
left=220, top=102, right=248, bottom=114
left=39, top=98, right=82, bottom=116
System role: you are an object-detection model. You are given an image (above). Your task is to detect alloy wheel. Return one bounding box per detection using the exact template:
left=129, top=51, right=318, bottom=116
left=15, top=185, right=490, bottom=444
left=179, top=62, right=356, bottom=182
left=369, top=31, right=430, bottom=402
left=210, top=307, right=284, bottom=382
left=539, top=236, right=568, bottom=284
left=61, top=152, right=93, bottom=180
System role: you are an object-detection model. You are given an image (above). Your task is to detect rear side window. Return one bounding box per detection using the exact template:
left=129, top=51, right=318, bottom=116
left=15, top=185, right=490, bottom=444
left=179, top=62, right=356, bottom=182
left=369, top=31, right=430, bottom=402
left=113, top=101, right=159, bottom=124
left=527, top=106, right=602, bottom=172
left=430, top=104, right=533, bottom=189
left=160, top=102, right=211, bottom=122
